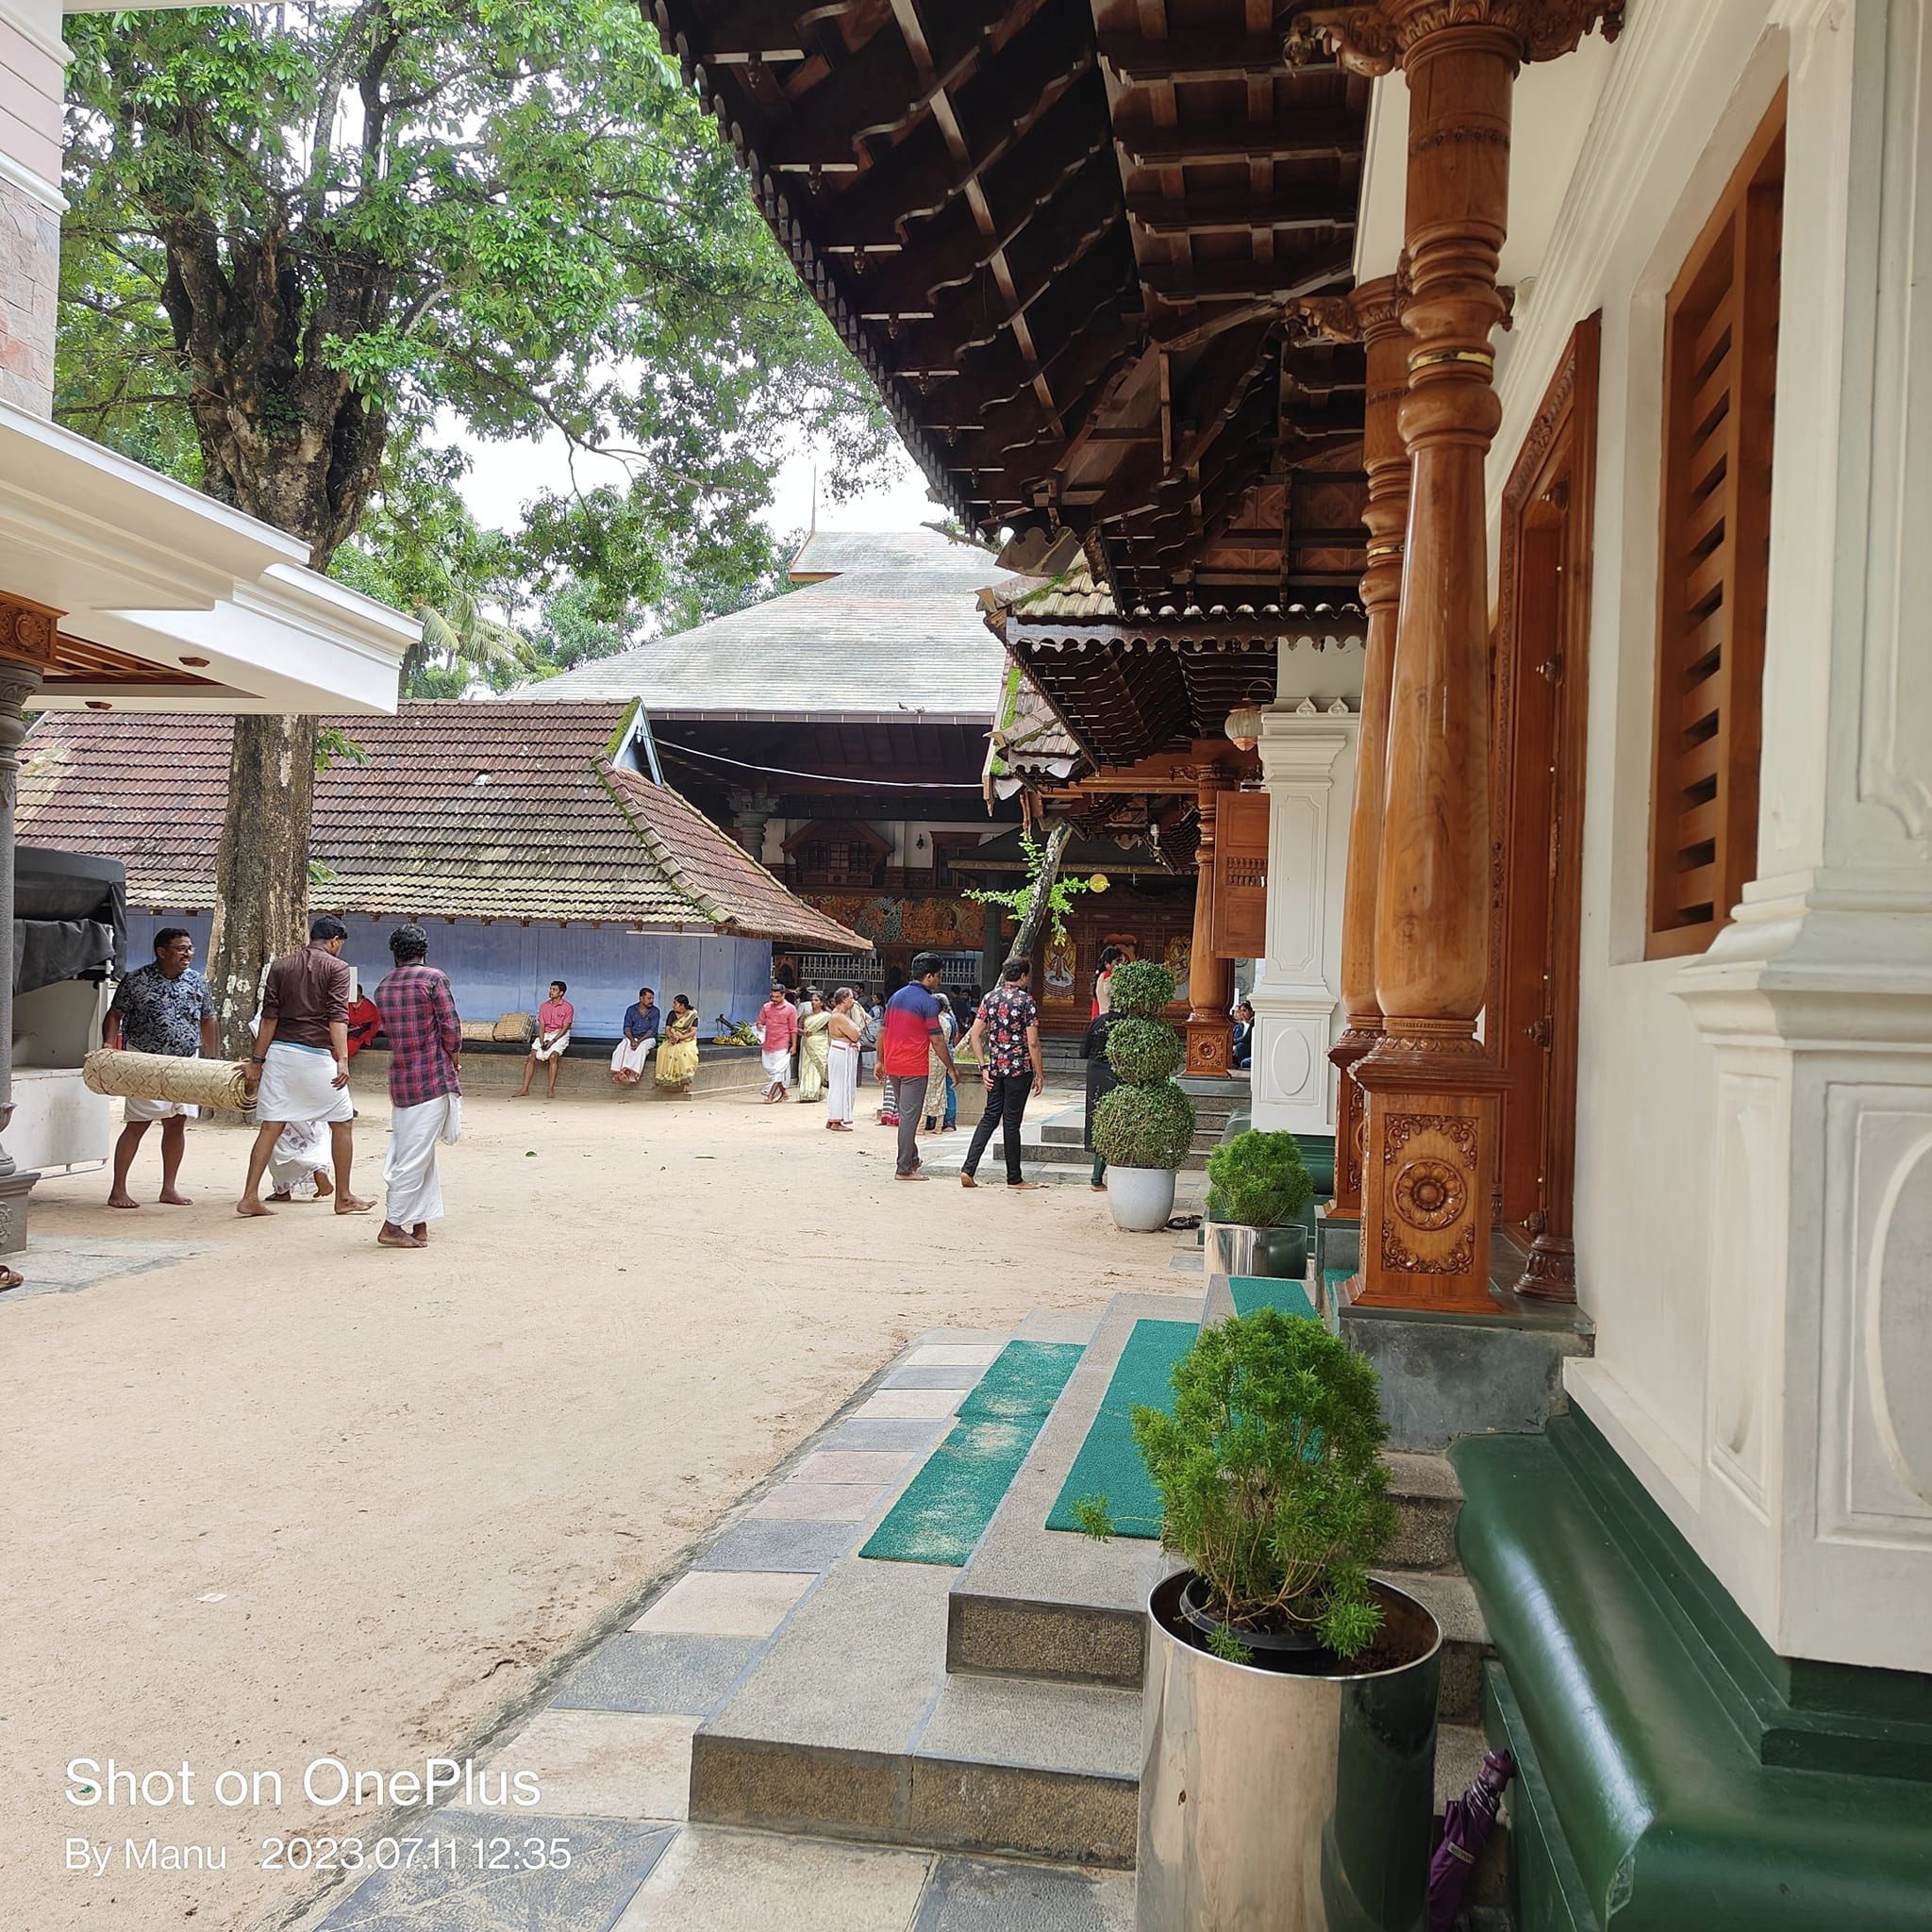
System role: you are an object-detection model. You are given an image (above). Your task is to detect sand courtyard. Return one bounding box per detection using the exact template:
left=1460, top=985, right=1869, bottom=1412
left=1, top=1080, right=1198, bottom=1932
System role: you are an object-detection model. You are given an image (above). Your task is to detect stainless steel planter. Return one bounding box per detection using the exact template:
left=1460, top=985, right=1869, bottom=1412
left=1136, top=1573, right=1441, bottom=1932
left=1204, top=1219, right=1267, bottom=1282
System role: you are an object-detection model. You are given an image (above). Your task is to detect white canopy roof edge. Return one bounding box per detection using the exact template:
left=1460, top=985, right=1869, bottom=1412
left=0, top=401, right=415, bottom=714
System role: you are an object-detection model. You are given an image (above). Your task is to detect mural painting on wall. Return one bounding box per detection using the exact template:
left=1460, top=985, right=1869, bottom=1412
left=1165, top=934, right=1191, bottom=1006
left=1043, top=933, right=1076, bottom=1005
left=807, top=895, right=982, bottom=950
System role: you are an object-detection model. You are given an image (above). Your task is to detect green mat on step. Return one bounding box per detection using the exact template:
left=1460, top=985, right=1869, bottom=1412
left=1229, top=1274, right=1318, bottom=1320
left=860, top=1340, right=1082, bottom=1565
left=1043, top=1318, right=1197, bottom=1541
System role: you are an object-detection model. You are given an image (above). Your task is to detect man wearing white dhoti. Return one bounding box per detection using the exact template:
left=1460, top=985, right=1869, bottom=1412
left=267, top=1120, right=334, bottom=1201
left=608, top=987, right=660, bottom=1085
left=756, top=983, right=798, bottom=1102
left=238, top=917, right=370, bottom=1219
left=372, top=923, right=462, bottom=1250
left=515, top=981, right=574, bottom=1098
left=824, top=987, right=865, bottom=1130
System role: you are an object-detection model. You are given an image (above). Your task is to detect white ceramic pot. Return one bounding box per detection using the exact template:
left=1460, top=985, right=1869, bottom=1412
left=1107, top=1164, right=1176, bottom=1231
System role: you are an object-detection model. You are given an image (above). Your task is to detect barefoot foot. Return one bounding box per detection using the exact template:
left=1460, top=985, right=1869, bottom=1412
left=376, top=1222, right=423, bottom=1249
left=236, top=1198, right=274, bottom=1218
left=313, top=1172, right=334, bottom=1198
left=334, top=1193, right=375, bottom=1215
left=107, top=1191, right=140, bottom=1209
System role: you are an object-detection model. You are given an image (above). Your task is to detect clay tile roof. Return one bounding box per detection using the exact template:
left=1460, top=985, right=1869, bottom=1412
left=17, top=702, right=868, bottom=950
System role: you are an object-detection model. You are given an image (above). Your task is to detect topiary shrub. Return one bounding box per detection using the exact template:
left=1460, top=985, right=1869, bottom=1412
left=1106, top=1015, right=1184, bottom=1086
left=1206, top=1129, right=1314, bottom=1228
left=1107, top=956, right=1175, bottom=1018
left=1093, top=1078, right=1196, bottom=1170
left=1076, top=1307, right=1396, bottom=1660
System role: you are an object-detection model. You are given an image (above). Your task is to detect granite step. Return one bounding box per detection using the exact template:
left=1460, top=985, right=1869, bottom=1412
left=942, top=1292, right=1487, bottom=1719
left=947, top=1291, right=1198, bottom=1691
left=689, top=1554, right=1141, bottom=1867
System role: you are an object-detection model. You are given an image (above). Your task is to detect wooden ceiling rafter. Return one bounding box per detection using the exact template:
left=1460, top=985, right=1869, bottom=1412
left=649, top=0, right=1372, bottom=605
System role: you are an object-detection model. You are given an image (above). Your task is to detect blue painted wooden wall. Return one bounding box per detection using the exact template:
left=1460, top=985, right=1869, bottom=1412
left=123, top=912, right=774, bottom=1040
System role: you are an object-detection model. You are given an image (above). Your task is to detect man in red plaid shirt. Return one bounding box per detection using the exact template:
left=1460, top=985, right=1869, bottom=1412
left=373, top=923, right=462, bottom=1250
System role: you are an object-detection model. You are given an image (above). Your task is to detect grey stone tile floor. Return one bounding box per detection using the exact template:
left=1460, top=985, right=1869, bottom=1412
left=0, top=1229, right=210, bottom=1301
left=550, top=1633, right=761, bottom=1716
left=307, top=1323, right=1134, bottom=1932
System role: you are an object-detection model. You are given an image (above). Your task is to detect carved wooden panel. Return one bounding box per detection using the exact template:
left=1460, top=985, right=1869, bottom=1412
left=1209, top=790, right=1269, bottom=959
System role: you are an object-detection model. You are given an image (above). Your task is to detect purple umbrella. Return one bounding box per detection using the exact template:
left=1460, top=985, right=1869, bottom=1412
left=1426, top=1745, right=1514, bottom=1932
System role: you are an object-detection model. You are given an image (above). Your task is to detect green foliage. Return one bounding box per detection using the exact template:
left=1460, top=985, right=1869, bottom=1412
left=962, top=831, right=1109, bottom=946
left=1107, top=958, right=1177, bottom=1017
left=1072, top=1494, right=1113, bottom=1540
left=1106, top=1016, right=1184, bottom=1087
left=313, top=727, right=369, bottom=774
left=56, top=0, right=891, bottom=598
left=1093, top=1080, right=1196, bottom=1171
left=1133, top=1309, right=1395, bottom=1658
left=1206, top=1131, right=1315, bottom=1229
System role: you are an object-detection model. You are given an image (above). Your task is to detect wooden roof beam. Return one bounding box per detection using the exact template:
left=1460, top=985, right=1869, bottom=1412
left=1140, top=250, right=1355, bottom=305
left=1127, top=187, right=1359, bottom=238
left=1098, top=29, right=1319, bottom=82
left=1114, top=112, right=1360, bottom=167
left=813, top=7, right=1095, bottom=234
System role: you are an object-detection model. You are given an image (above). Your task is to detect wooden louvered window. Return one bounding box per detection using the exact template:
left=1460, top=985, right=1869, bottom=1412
left=1646, top=97, right=1785, bottom=958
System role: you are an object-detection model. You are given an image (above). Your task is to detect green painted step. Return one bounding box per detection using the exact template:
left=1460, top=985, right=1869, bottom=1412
left=1457, top=1414, right=1932, bottom=1931
left=1201, top=1272, right=1320, bottom=1326
left=1043, top=1317, right=1195, bottom=1539
left=861, top=1341, right=1081, bottom=1565
left=947, top=1292, right=1199, bottom=1690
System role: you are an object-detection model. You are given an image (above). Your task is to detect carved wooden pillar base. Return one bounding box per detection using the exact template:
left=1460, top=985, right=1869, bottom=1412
left=1353, top=1025, right=1506, bottom=1312
left=1325, top=1027, right=1375, bottom=1217
left=1515, top=1231, right=1578, bottom=1301
left=1186, top=1015, right=1236, bottom=1077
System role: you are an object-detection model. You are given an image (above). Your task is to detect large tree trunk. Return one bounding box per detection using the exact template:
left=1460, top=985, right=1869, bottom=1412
left=207, top=714, right=319, bottom=1055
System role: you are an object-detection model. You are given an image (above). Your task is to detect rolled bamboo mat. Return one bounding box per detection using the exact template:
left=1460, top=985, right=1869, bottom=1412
left=83, top=1049, right=253, bottom=1112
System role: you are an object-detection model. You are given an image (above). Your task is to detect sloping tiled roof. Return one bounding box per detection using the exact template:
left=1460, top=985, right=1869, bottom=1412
left=985, top=661, right=1087, bottom=805
left=788, top=525, right=972, bottom=577
left=984, top=558, right=1366, bottom=639
left=519, top=535, right=1015, bottom=713
left=17, top=703, right=868, bottom=949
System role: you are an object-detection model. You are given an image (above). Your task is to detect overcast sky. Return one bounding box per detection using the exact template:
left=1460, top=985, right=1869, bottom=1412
left=453, top=421, right=942, bottom=545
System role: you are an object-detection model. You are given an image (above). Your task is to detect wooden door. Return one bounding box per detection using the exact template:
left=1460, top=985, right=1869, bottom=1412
left=1488, top=316, right=1600, bottom=1301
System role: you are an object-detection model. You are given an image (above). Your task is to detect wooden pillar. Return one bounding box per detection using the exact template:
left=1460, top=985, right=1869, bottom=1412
left=1291, top=0, right=1622, bottom=1310
left=1328, top=274, right=1410, bottom=1218
left=1184, top=763, right=1235, bottom=1074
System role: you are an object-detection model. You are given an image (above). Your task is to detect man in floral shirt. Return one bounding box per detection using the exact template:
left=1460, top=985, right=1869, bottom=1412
left=958, top=958, right=1045, bottom=1190
left=103, top=925, right=217, bottom=1208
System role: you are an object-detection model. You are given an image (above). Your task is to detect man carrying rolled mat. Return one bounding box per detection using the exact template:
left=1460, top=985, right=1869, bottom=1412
left=103, top=924, right=218, bottom=1208
left=237, top=915, right=373, bottom=1220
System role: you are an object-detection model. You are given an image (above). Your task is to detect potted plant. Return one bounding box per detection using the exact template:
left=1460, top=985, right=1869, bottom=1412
left=1077, top=1309, right=1441, bottom=1931
left=1091, top=959, right=1196, bottom=1231
left=1205, top=1127, right=1315, bottom=1283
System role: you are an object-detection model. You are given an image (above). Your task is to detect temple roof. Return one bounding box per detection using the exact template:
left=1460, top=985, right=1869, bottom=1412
left=521, top=531, right=1013, bottom=717
left=17, top=702, right=869, bottom=949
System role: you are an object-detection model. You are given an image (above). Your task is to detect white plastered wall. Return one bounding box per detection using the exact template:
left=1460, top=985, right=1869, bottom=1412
left=1476, top=0, right=1932, bottom=1670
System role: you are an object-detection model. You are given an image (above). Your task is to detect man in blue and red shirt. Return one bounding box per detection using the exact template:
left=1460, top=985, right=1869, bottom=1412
left=373, top=923, right=462, bottom=1249
left=879, top=954, right=958, bottom=1180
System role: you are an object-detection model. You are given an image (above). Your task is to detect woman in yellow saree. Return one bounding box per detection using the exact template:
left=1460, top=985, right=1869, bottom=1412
left=796, top=990, right=831, bottom=1102
left=655, top=994, right=700, bottom=1095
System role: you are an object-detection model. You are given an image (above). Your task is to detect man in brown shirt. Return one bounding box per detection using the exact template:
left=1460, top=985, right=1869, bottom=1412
left=238, top=916, right=373, bottom=1218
